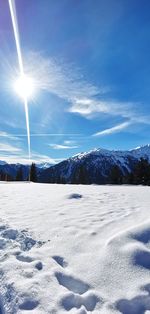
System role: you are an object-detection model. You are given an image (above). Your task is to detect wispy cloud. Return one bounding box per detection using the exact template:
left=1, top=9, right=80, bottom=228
left=0, top=131, right=9, bottom=137
left=8, top=51, right=149, bottom=141
left=3, top=49, right=150, bottom=132
left=63, top=140, right=76, bottom=145
left=30, top=153, right=57, bottom=164
left=0, top=143, right=22, bottom=152
left=24, top=52, right=105, bottom=101
left=23, top=52, right=139, bottom=122
left=0, top=131, right=20, bottom=141
left=0, top=151, right=61, bottom=165
left=69, top=98, right=135, bottom=119
left=0, top=133, right=82, bottom=137
left=49, top=143, right=79, bottom=150
left=93, top=121, right=131, bottom=137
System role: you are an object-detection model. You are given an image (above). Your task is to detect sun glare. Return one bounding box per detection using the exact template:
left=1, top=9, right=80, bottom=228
left=14, top=74, right=35, bottom=100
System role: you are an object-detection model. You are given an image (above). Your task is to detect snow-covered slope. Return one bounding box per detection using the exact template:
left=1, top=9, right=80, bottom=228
left=40, top=145, right=150, bottom=184
left=0, top=183, right=150, bottom=313
left=0, top=160, right=7, bottom=166
left=131, top=144, right=150, bottom=161
left=36, top=162, right=53, bottom=169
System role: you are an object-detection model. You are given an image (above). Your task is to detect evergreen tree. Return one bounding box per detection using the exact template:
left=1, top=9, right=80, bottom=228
left=4, top=173, right=13, bottom=181
left=126, top=171, right=134, bottom=184
left=133, top=158, right=150, bottom=185
left=78, top=164, right=88, bottom=184
left=110, top=165, right=123, bottom=184
left=0, top=170, right=5, bottom=181
left=30, top=163, right=37, bottom=182
left=16, top=166, right=23, bottom=181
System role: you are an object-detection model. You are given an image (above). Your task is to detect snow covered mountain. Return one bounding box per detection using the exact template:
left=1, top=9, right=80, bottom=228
left=36, top=162, right=53, bottom=169
left=39, top=145, right=150, bottom=184
left=0, top=160, right=7, bottom=166
left=1, top=145, right=150, bottom=183
left=130, top=144, right=150, bottom=160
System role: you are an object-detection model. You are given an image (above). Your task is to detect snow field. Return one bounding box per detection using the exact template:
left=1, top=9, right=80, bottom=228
left=0, top=183, right=150, bottom=313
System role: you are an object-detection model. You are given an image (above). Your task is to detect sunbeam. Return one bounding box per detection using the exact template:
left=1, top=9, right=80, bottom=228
left=8, top=0, right=31, bottom=161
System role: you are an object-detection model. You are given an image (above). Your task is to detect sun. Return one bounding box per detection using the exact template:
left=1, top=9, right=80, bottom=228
left=14, top=74, right=35, bottom=100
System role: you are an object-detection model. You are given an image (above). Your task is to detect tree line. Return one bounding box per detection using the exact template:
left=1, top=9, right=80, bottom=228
left=1, top=158, right=150, bottom=185
left=110, top=158, right=150, bottom=185
left=54, top=158, right=150, bottom=185
left=0, top=163, right=37, bottom=182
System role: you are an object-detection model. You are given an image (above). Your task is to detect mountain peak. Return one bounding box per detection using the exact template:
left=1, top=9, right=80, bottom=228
left=131, top=145, right=150, bottom=159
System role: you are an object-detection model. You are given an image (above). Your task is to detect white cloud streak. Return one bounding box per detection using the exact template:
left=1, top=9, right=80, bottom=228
left=16, top=133, right=81, bottom=137
left=0, top=131, right=20, bottom=141
left=49, top=144, right=79, bottom=150
left=93, top=121, right=131, bottom=137
left=69, top=98, right=135, bottom=119
left=0, top=143, right=22, bottom=152
left=64, top=140, right=76, bottom=145
left=0, top=132, right=82, bottom=138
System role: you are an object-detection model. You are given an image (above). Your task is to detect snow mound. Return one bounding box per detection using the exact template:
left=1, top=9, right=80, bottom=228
left=102, top=223, right=150, bottom=313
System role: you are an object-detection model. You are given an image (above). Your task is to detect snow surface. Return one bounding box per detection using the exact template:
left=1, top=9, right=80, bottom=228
left=0, top=183, right=150, bottom=313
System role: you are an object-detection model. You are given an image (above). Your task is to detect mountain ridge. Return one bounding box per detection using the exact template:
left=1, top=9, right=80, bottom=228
left=1, top=145, right=150, bottom=183
left=39, top=144, right=150, bottom=184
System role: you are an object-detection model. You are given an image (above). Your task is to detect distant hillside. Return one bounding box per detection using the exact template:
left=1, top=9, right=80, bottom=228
left=0, top=162, right=52, bottom=181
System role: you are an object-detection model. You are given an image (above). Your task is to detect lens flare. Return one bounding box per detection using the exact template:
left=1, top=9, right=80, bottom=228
left=14, top=74, right=35, bottom=100
left=8, top=0, right=31, bottom=161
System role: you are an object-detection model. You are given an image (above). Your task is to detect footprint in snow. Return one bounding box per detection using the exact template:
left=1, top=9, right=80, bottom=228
left=60, top=291, right=101, bottom=312
left=0, top=224, right=44, bottom=252
left=116, top=287, right=150, bottom=314
left=133, top=248, right=150, bottom=270
left=0, top=226, right=36, bottom=251
left=35, top=261, right=43, bottom=270
left=19, top=299, right=39, bottom=311
left=15, top=252, right=43, bottom=270
left=0, top=223, right=44, bottom=313
left=0, top=224, right=44, bottom=273
left=15, top=253, right=33, bottom=263
left=55, top=272, right=89, bottom=295
left=132, top=227, right=150, bottom=245
left=1, top=228, right=19, bottom=240
left=55, top=271, right=101, bottom=311
left=52, top=255, right=68, bottom=268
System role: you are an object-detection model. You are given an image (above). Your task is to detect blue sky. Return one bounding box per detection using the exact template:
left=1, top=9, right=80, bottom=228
left=0, top=0, right=150, bottom=164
